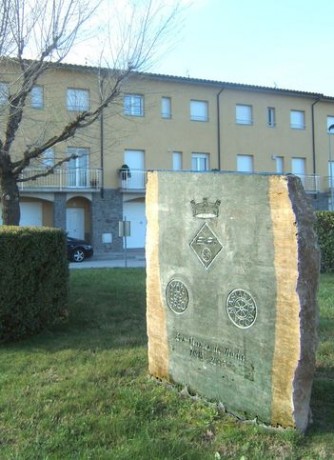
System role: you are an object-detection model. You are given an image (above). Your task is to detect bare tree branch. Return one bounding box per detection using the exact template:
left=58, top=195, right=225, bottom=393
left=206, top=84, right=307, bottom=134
left=17, top=153, right=79, bottom=182
left=0, top=0, right=183, bottom=225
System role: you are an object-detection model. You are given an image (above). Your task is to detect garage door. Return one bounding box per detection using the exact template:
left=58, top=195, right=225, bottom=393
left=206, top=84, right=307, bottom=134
left=0, top=202, right=42, bottom=226
left=123, top=201, right=146, bottom=249
left=20, top=203, right=43, bottom=226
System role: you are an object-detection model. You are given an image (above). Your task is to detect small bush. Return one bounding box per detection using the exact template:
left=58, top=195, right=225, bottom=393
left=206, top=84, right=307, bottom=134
left=315, top=211, right=334, bottom=272
left=0, top=226, right=69, bottom=342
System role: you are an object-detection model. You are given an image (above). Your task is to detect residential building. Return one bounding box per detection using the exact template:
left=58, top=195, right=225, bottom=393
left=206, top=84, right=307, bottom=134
left=1, top=60, right=334, bottom=254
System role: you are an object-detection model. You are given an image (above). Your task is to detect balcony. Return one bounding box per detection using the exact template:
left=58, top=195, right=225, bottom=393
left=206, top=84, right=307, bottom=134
left=17, top=168, right=332, bottom=196
left=298, top=174, right=332, bottom=194
left=119, top=169, right=147, bottom=192
left=118, top=171, right=331, bottom=195
left=19, top=167, right=102, bottom=192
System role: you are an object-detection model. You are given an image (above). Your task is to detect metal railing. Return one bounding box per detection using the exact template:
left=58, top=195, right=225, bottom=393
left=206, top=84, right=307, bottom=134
left=17, top=168, right=334, bottom=195
left=298, top=174, right=332, bottom=194
left=119, top=169, right=147, bottom=191
left=19, top=168, right=102, bottom=191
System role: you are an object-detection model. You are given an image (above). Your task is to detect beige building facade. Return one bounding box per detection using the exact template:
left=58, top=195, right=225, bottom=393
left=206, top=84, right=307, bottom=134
left=1, top=61, right=334, bottom=254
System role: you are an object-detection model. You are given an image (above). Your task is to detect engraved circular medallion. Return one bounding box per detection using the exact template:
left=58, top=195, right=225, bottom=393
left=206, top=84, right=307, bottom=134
left=226, top=289, right=257, bottom=329
left=166, top=279, right=189, bottom=314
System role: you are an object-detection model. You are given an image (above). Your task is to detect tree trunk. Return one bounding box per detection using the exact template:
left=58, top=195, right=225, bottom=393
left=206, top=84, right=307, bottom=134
left=0, top=172, right=21, bottom=225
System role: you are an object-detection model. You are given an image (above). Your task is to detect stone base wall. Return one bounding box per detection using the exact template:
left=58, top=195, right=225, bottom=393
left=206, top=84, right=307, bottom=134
left=92, top=188, right=123, bottom=255
left=53, top=193, right=67, bottom=231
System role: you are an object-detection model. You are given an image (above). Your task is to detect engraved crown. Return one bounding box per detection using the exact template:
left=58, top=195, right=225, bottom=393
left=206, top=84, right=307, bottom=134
left=190, top=197, right=221, bottom=218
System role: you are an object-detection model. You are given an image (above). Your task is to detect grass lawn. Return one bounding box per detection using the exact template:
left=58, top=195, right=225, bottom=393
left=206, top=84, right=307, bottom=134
left=0, top=269, right=333, bottom=459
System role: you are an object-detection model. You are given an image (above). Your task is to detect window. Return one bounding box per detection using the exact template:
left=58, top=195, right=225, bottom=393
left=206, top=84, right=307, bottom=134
left=67, top=147, right=89, bottom=187
left=291, top=157, right=306, bottom=183
left=328, top=161, right=334, bottom=188
left=124, top=94, right=144, bottom=117
left=290, top=110, right=305, bottom=129
left=267, top=107, right=276, bottom=127
left=192, top=153, right=209, bottom=171
left=0, top=82, right=8, bottom=104
left=161, top=97, right=171, bottom=119
left=190, top=100, right=208, bottom=121
left=172, top=151, right=182, bottom=170
left=327, top=116, right=334, bottom=132
left=274, top=156, right=284, bottom=174
left=42, top=148, right=54, bottom=167
left=237, top=154, right=254, bottom=172
left=67, top=88, right=89, bottom=111
left=31, top=85, right=44, bottom=109
left=236, top=104, right=253, bottom=125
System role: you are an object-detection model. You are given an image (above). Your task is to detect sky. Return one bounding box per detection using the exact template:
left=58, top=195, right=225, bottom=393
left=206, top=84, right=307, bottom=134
left=148, top=0, right=334, bottom=96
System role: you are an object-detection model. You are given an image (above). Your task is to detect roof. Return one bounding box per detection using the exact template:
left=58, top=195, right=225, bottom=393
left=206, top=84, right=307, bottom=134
left=2, top=56, right=334, bottom=101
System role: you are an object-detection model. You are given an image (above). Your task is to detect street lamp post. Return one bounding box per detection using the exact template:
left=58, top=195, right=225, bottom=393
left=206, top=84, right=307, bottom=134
left=328, top=124, right=334, bottom=211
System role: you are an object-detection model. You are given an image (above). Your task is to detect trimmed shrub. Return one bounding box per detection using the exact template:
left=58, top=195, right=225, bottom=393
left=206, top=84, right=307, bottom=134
left=315, top=211, right=334, bottom=272
left=0, top=226, right=69, bottom=342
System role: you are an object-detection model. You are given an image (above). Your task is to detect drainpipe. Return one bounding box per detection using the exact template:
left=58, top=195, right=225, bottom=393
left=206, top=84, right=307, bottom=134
left=311, top=96, right=321, bottom=175
left=216, top=87, right=224, bottom=170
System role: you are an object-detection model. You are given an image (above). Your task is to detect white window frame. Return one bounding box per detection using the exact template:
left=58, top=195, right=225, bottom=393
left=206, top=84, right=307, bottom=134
left=124, top=94, right=144, bottom=117
left=236, top=104, right=253, bottom=125
left=0, top=82, right=9, bottom=105
left=172, top=151, right=182, bottom=170
left=267, top=107, right=276, bottom=127
left=274, top=156, right=284, bottom=174
left=190, top=100, right=208, bottom=122
left=67, top=147, right=89, bottom=187
left=161, top=97, right=171, bottom=119
left=237, top=154, right=254, bottom=173
left=192, top=152, right=209, bottom=171
left=327, top=116, right=334, bottom=132
left=290, top=110, right=305, bottom=130
left=328, top=161, right=334, bottom=188
left=31, top=85, right=44, bottom=109
left=67, top=88, right=89, bottom=111
left=42, top=148, right=54, bottom=168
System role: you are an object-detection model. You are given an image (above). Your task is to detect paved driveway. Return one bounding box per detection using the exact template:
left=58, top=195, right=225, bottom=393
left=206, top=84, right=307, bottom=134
left=69, top=251, right=146, bottom=269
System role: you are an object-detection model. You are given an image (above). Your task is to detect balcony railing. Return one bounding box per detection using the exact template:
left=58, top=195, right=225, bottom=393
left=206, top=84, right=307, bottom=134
left=298, top=174, right=332, bottom=194
left=17, top=168, right=334, bottom=195
left=18, top=167, right=102, bottom=191
left=118, top=171, right=332, bottom=194
left=119, top=169, right=147, bottom=191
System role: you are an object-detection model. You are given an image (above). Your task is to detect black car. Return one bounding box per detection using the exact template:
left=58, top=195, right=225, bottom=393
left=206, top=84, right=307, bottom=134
left=67, top=237, right=94, bottom=262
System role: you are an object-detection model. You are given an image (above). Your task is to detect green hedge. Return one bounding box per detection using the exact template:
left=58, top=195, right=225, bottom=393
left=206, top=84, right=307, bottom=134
left=315, top=211, right=334, bottom=272
left=0, top=226, right=69, bottom=342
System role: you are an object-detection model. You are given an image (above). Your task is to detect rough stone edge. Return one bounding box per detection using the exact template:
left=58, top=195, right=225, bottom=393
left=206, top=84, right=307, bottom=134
left=269, top=175, right=319, bottom=432
left=269, top=175, right=301, bottom=429
left=146, top=171, right=169, bottom=379
left=288, top=175, right=320, bottom=433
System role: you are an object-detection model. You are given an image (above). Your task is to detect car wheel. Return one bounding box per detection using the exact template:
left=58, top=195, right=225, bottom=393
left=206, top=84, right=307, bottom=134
left=71, top=248, right=85, bottom=262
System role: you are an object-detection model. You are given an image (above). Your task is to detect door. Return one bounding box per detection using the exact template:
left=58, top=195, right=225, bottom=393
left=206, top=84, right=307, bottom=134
left=67, top=148, right=89, bottom=187
left=66, top=208, right=85, bottom=239
left=292, top=157, right=306, bottom=187
left=124, top=150, right=145, bottom=188
left=123, top=200, right=146, bottom=249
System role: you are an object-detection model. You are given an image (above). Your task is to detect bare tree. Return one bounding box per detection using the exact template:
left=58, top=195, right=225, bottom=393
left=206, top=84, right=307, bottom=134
left=0, top=0, right=181, bottom=225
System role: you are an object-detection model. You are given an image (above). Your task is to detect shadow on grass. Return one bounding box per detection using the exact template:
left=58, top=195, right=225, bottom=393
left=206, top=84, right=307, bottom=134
left=1, top=268, right=148, bottom=354
left=309, top=369, right=334, bottom=435
left=2, top=268, right=334, bottom=440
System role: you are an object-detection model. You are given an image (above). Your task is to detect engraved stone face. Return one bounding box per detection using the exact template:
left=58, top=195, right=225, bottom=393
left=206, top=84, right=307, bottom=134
left=190, top=223, right=223, bottom=268
left=226, top=289, right=257, bottom=329
left=166, top=279, right=189, bottom=314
